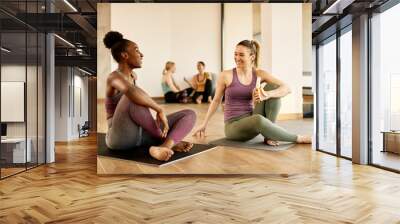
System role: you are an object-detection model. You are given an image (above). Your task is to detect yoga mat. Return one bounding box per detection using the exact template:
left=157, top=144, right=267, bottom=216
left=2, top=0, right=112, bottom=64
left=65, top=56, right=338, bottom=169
left=97, top=133, right=216, bottom=167
left=209, top=119, right=313, bottom=151
left=209, top=135, right=295, bottom=151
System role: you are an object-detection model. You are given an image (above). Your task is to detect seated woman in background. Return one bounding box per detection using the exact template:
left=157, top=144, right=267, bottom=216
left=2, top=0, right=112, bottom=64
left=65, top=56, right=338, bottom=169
left=104, top=31, right=196, bottom=161
left=185, top=61, right=213, bottom=104
left=161, top=61, right=192, bottom=103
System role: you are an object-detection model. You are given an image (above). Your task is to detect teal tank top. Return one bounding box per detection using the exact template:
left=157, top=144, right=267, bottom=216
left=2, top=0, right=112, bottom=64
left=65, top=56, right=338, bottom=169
left=161, top=81, right=172, bottom=94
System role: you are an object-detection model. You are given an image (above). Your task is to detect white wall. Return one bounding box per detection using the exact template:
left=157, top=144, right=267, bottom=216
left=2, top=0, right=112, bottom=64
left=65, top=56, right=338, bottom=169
left=223, top=3, right=253, bottom=70
left=1, top=65, right=26, bottom=140
left=302, top=3, right=313, bottom=88
left=97, top=3, right=111, bottom=133
left=1, top=64, right=46, bottom=162
left=1, top=65, right=34, bottom=137
left=99, top=3, right=311, bottom=115
left=303, top=3, right=312, bottom=74
left=55, top=67, right=89, bottom=141
left=109, top=3, right=221, bottom=97
left=260, top=4, right=305, bottom=114
left=72, top=74, right=89, bottom=138
left=55, top=67, right=69, bottom=141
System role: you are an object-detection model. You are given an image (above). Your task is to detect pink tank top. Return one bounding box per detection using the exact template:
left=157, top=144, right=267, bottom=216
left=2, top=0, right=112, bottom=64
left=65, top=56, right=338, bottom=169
left=224, top=68, right=257, bottom=122
left=105, top=91, right=123, bottom=119
left=105, top=71, right=136, bottom=119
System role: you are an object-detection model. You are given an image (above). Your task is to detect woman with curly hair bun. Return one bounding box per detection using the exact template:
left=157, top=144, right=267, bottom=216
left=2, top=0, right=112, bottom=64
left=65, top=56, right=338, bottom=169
left=103, top=31, right=196, bottom=161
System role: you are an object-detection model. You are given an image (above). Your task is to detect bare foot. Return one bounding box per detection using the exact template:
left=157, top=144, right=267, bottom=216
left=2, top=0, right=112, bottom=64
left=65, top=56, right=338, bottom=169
left=264, top=138, right=280, bottom=146
left=208, top=96, right=212, bottom=103
left=181, top=97, right=189, bottom=104
left=172, top=141, right=194, bottom=152
left=296, top=135, right=312, bottom=144
left=196, top=95, right=203, bottom=104
left=149, top=146, right=174, bottom=161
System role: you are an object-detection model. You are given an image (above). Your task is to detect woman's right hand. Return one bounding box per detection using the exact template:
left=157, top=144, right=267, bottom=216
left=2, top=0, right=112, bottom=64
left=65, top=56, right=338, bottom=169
left=156, top=110, right=169, bottom=138
left=193, top=123, right=207, bottom=138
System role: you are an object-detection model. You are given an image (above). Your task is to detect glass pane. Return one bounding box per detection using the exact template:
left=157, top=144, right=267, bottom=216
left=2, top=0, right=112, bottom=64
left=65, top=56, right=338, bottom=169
left=371, top=3, right=400, bottom=171
left=27, top=31, right=38, bottom=169
left=38, top=33, right=45, bottom=165
left=1, top=32, right=27, bottom=177
left=1, top=0, right=28, bottom=177
left=318, top=37, right=337, bottom=154
left=340, top=29, right=352, bottom=158
left=0, top=1, right=46, bottom=178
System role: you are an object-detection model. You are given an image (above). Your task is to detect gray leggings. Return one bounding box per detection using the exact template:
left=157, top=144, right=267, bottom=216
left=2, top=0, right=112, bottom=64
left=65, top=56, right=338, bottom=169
left=106, top=95, right=196, bottom=150
left=224, top=83, right=298, bottom=142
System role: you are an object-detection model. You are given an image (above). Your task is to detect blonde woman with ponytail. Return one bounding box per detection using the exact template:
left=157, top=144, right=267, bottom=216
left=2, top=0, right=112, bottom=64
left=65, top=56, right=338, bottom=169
left=193, top=40, right=311, bottom=145
left=161, top=61, right=192, bottom=103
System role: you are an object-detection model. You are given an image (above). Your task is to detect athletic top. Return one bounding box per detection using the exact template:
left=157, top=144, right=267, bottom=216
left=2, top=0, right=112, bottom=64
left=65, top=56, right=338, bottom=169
left=224, top=68, right=257, bottom=122
left=161, top=81, right=172, bottom=94
left=105, top=91, right=123, bottom=119
left=194, top=72, right=210, bottom=92
left=105, top=70, right=135, bottom=119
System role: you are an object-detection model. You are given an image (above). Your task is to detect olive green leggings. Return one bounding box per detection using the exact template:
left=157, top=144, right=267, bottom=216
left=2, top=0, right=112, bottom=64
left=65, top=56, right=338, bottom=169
left=224, top=83, right=298, bottom=142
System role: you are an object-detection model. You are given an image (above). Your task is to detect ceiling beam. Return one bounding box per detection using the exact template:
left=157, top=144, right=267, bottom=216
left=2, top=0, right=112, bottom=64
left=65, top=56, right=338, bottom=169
left=67, top=13, right=97, bottom=39
left=55, top=55, right=96, bottom=72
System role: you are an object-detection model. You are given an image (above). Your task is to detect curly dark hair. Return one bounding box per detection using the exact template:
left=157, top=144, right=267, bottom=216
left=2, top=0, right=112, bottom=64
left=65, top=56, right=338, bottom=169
left=103, top=31, right=131, bottom=62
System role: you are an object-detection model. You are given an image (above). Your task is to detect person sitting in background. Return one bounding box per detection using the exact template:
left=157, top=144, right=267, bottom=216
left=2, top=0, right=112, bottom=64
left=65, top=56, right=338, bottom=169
left=161, top=61, right=192, bottom=103
left=185, top=61, right=213, bottom=104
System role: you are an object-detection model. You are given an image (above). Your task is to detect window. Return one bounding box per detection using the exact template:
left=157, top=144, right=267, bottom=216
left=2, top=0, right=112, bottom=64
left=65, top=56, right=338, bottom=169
left=0, top=1, right=47, bottom=179
left=317, top=36, right=337, bottom=154
left=340, top=28, right=352, bottom=158
left=370, top=2, right=400, bottom=171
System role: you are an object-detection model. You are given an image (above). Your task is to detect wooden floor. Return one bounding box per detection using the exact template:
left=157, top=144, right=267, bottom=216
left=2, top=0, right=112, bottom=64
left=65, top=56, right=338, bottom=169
left=99, top=102, right=400, bottom=174
left=1, top=164, right=42, bottom=178
left=373, top=151, right=400, bottom=171
left=1, top=134, right=400, bottom=223
left=98, top=103, right=317, bottom=174
left=1, top=167, right=26, bottom=178
left=0, top=103, right=399, bottom=223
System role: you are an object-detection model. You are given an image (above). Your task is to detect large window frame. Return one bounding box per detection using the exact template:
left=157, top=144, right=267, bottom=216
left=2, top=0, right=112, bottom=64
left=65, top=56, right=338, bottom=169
left=368, top=0, right=400, bottom=173
left=315, top=0, right=400, bottom=173
left=0, top=1, right=47, bottom=180
left=315, top=24, right=353, bottom=160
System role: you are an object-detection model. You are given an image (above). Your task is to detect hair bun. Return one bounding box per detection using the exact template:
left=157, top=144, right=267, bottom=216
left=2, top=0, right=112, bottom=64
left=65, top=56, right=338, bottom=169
left=103, top=31, right=123, bottom=49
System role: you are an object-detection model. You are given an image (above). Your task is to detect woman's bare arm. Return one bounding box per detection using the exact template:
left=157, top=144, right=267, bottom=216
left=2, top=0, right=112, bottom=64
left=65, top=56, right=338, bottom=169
left=184, top=75, right=197, bottom=89
left=202, top=72, right=225, bottom=126
left=193, top=71, right=226, bottom=139
left=108, top=74, right=162, bottom=113
left=257, top=70, right=291, bottom=98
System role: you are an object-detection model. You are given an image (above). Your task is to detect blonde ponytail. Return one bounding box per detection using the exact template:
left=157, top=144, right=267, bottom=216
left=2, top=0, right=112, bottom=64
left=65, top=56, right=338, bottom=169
left=163, top=61, right=175, bottom=75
